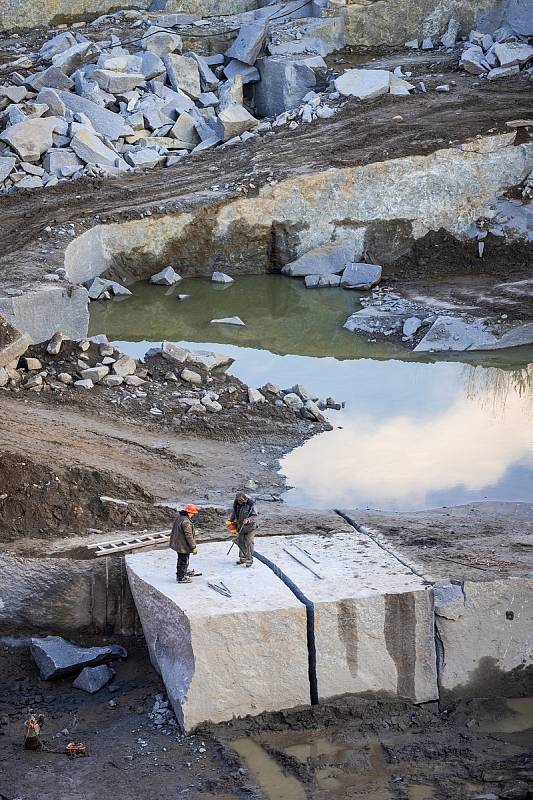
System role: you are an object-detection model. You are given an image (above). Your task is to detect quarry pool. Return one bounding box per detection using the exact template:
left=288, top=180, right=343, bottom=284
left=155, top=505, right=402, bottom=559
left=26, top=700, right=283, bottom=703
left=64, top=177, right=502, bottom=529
left=89, top=275, right=533, bottom=512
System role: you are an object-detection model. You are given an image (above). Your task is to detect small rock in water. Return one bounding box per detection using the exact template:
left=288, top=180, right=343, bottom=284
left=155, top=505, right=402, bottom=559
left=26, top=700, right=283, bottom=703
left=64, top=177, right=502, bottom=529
left=211, top=271, right=234, bottom=284
left=210, top=316, right=245, bottom=326
left=150, top=266, right=181, bottom=286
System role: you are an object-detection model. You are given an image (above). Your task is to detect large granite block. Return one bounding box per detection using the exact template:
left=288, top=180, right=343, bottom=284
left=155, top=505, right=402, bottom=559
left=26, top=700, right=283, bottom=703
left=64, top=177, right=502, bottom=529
left=126, top=543, right=310, bottom=731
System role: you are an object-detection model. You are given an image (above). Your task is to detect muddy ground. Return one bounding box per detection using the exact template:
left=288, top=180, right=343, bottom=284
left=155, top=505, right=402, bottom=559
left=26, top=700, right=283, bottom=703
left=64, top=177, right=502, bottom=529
left=1, top=639, right=532, bottom=800
left=1, top=69, right=532, bottom=284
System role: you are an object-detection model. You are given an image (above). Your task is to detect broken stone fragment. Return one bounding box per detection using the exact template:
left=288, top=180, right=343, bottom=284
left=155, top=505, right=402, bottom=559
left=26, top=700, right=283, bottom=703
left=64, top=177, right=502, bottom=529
left=248, top=387, right=266, bottom=403
left=0, top=313, right=32, bottom=368
left=210, top=316, right=245, bottom=326
left=125, top=149, right=161, bottom=169
left=43, top=149, right=83, bottom=176
left=26, top=65, right=74, bottom=92
left=225, top=22, right=267, bottom=66
left=113, top=355, right=137, bottom=377
left=303, top=399, right=325, bottom=422
left=0, top=156, right=16, bottom=184
left=150, top=266, right=181, bottom=285
left=282, top=238, right=357, bottom=277
left=102, top=374, right=123, bottom=387
left=487, top=65, right=520, bottom=80
left=186, top=350, right=233, bottom=371
left=212, top=272, right=234, bottom=284
left=0, top=116, right=61, bottom=162
left=335, top=68, right=391, bottom=99
left=22, top=357, right=42, bottom=371
left=161, top=341, right=188, bottom=364
left=169, top=112, right=200, bottom=149
left=142, top=27, right=182, bottom=57
left=0, top=85, right=28, bottom=103
left=55, top=90, right=134, bottom=139
left=283, top=392, right=304, bottom=411
left=74, top=378, right=94, bottom=389
left=219, top=104, right=258, bottom=142
left=35, top=87, right=66, bottom=116
left=181, top=367, right=202, bottom=385
left=71, top=128, right=125, bottom=169
left=254, top=55, right=319, bottom=116
left=460, top=46, right=488, bottom=75
left=163, top=54, right=201, bottom=99
left=31, top=635, right=127, bottom=680
left=73, top=664, right=115, bottom=694
left=402, top=317, right=422, bottom=337
left=81, top=365, right=109, bottom=383
left=93, top=69, right=146, bottom=94
left=341, top=263, right=382, bottom=290
left=494, top=41, right=533, bottom=67
left=414, top=316, right=497, bottom=352
left=52, top=42, right=99, bottom=76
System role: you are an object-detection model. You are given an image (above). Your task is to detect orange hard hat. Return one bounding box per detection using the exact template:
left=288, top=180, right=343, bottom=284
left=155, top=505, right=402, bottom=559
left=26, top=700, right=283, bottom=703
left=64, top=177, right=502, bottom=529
left=183, top=504, right=199, bottom=515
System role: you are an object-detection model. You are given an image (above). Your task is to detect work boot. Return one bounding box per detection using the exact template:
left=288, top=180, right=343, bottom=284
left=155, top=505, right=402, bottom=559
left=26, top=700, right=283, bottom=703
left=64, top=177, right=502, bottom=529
left=177, top=576, right=192, bottom=583
left=236, top=560, right=246, bottom=566
left=245, top=561, right=253, bottom=568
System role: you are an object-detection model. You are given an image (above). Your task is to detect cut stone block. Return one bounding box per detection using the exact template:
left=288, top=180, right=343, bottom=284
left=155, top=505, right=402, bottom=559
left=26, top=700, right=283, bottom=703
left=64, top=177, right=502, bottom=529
left=282, top=238, right=356, bottom=277
left=226, top=22, right=267, bottom=66
left=335, top=68, right=391, bottom=99
left=30, top=635, right=127, bottom=680
left=255, top=532, right=438, bottom=704
left=223, top=59, right=260, bottom=85
left=93, top=69, right=146, bottom=94
left=126, top=543, right=310, bottom=731
left=435, top=578, right=533, bottom=698
left=255, top=55, right=324, bottom=116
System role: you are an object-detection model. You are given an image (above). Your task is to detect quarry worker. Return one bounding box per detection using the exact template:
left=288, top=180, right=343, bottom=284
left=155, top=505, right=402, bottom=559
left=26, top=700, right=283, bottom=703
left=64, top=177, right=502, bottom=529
left=170, top=504, right=199, bottom=584
left=230, top=492, right=258, bottom=567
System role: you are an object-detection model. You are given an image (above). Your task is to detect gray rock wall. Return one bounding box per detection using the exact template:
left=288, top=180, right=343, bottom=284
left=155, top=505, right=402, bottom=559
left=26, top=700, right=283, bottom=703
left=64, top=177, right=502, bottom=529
left=0, top=0, right=256, bottom=31
left=332, top=0, right=504, bottom=47
left=0, top=554, right=140, bottom=637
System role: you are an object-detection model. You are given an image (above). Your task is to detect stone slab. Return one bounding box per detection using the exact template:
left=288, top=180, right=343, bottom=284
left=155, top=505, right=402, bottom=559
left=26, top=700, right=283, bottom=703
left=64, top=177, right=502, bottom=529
left=435, top=577, right=533, bottom=697
left=126, top=543, right=310, bottom=731
left=31, top=635, right=126, bottom=680
left=256, top=532, right=438, bottom=704
left=282, top=238, right=357, bottom=277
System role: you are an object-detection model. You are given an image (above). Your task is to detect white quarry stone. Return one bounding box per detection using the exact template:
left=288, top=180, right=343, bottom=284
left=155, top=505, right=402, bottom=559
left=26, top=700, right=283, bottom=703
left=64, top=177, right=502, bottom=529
left=150, top=266, right=181, bottom=285
left=0, top=116, right=60, bottom=162
left=435, top=578, right=533, bottom=698
left=186, top=350, right=233, bottom=371
left=334, top=69, right=391, bottom=99
left=304, top=274, right=341, bottom=288
left=212, top=272, right=234, bottom=284
left=460, top=46, right=488, bottom=75
left=160, top=341, right=188, bottom=364
left=163, top=54, right=201, bottom=99
left=74, top=378, right=94, bottom=389
left=494, top=42, right=533, bottom=68
left=181, top=367, right=202, bottom=385
left=142, top=27, right=182, bottom=57
left=256, top=533, right=438, bottom=704
left=341, top=262, right=382, bottom=289
left=55, top=90, right=134, bottom=139
left=413, top=316, right=497, bottom=352
left=112, top=355, right=137, bottom=377
left=126, top=544, right=310, bottom=731
left=283, top=392, right=304, bottom=411
left=487, top=65, right=520, bottom=80
left=81, top=365, right=109, bottom=383
left=43, top=149, right=83, bottom=176
left=0, top=156, right=16, bottom=183
left=402, top=316, right=422, bottom=337
left=219, top=104, right=259, bottom=142
left=282, top=238, right=358, bottom=277
left=26, top=65, right=74, bottom=92
left=170, top=112, right=200, bottom=149
left=248, top=387, right=266, bottom=403
left=93, top=69, right=146, bottom=94
left=210, top=316, right=245, bottom=326
left=71, top=128, right=125, bottom=169
left=125, top=149, right=161, bottom=169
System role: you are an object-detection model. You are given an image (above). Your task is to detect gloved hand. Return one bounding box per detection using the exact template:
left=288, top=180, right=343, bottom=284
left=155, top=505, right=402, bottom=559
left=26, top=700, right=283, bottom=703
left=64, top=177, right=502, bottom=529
left=192, top=547, right=198, bottom=555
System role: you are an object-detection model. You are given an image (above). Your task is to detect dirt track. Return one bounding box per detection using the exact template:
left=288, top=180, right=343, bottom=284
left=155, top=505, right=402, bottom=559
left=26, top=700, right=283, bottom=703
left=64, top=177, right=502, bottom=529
left=1, top=71, right=532, bottom=281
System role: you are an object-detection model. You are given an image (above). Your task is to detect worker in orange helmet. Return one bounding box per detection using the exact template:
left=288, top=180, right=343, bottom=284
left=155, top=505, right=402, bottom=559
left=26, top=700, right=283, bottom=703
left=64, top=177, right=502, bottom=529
left=170, top=504, right=199, bottom=584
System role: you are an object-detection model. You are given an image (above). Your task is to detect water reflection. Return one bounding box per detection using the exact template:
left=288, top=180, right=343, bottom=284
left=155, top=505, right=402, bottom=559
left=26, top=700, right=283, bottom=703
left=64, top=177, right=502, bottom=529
left=282, top=362, right=533, bottom=510
left=90, top=276, right=533, bottom=512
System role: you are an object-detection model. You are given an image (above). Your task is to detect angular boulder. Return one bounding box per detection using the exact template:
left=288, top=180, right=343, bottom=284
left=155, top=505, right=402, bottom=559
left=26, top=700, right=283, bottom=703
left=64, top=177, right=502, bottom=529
left=73, top=664, right=114, bottom=693
left=413, top=316, right=497, bottom=352
left=150, top=266, right=181, bottom=285
left=55, top=91, right=134, bottom=139
left=93, top=69, right=146, bottom=94
left=0, top=156, right=16, bottom=184
left=226, top=22, right=267, bottom=65
left=163, top=54, right=201, bottom=99
left=341, top=262, right=382, bottom=289
left=255, top=55, right=324, bottom=116
left=126, top=544, right=310, bottom=731
left=186, top=350, right=233, bottom=371
left=334, top=68, right=391, bottom=99
left=282, top=239, right=356, bottom=277
left=71, top=128, right=124, bottom=169
left=0, top=117, right=60, bottom=162
left=0, top=314, right=32, bottom=368
left=30, top=635, right=127, bottom=680
left=494, top=42, right=533, bottom=68
left=219, top=104, right=258, bottom=141
left=212, top=272, right=234, bottom=284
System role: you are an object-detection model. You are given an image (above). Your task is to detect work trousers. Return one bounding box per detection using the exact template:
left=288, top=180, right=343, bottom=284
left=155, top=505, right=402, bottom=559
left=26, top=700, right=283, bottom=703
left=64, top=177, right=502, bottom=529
left=176, top=552, right=190, bottom=581
left=237, top=522, right=256, bottom=564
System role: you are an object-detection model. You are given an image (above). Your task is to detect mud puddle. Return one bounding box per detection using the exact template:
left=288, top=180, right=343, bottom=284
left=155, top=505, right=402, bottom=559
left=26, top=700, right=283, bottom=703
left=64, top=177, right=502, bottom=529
left=230, top=731, right=443, bottom=800
left=479, top=697, right=533, bottom=733
left=89, top=275, right=533, bottom=512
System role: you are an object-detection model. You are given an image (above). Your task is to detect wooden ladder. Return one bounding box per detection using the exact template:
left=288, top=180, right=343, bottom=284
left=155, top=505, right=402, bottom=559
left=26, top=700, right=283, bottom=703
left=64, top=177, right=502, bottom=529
left=87, top=530, right=171, bottom=556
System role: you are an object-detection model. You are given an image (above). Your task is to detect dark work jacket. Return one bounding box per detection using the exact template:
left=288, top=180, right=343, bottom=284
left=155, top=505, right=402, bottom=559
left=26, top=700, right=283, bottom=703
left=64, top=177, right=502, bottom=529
left=230, top=496, right=257, bottom=529
left=169, top=512, right=196, bottom=554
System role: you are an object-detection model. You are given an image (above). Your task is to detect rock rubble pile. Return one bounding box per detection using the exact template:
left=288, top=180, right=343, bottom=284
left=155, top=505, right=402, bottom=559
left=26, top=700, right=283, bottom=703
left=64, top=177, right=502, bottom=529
left=0, top=2, right=347, bottom=194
